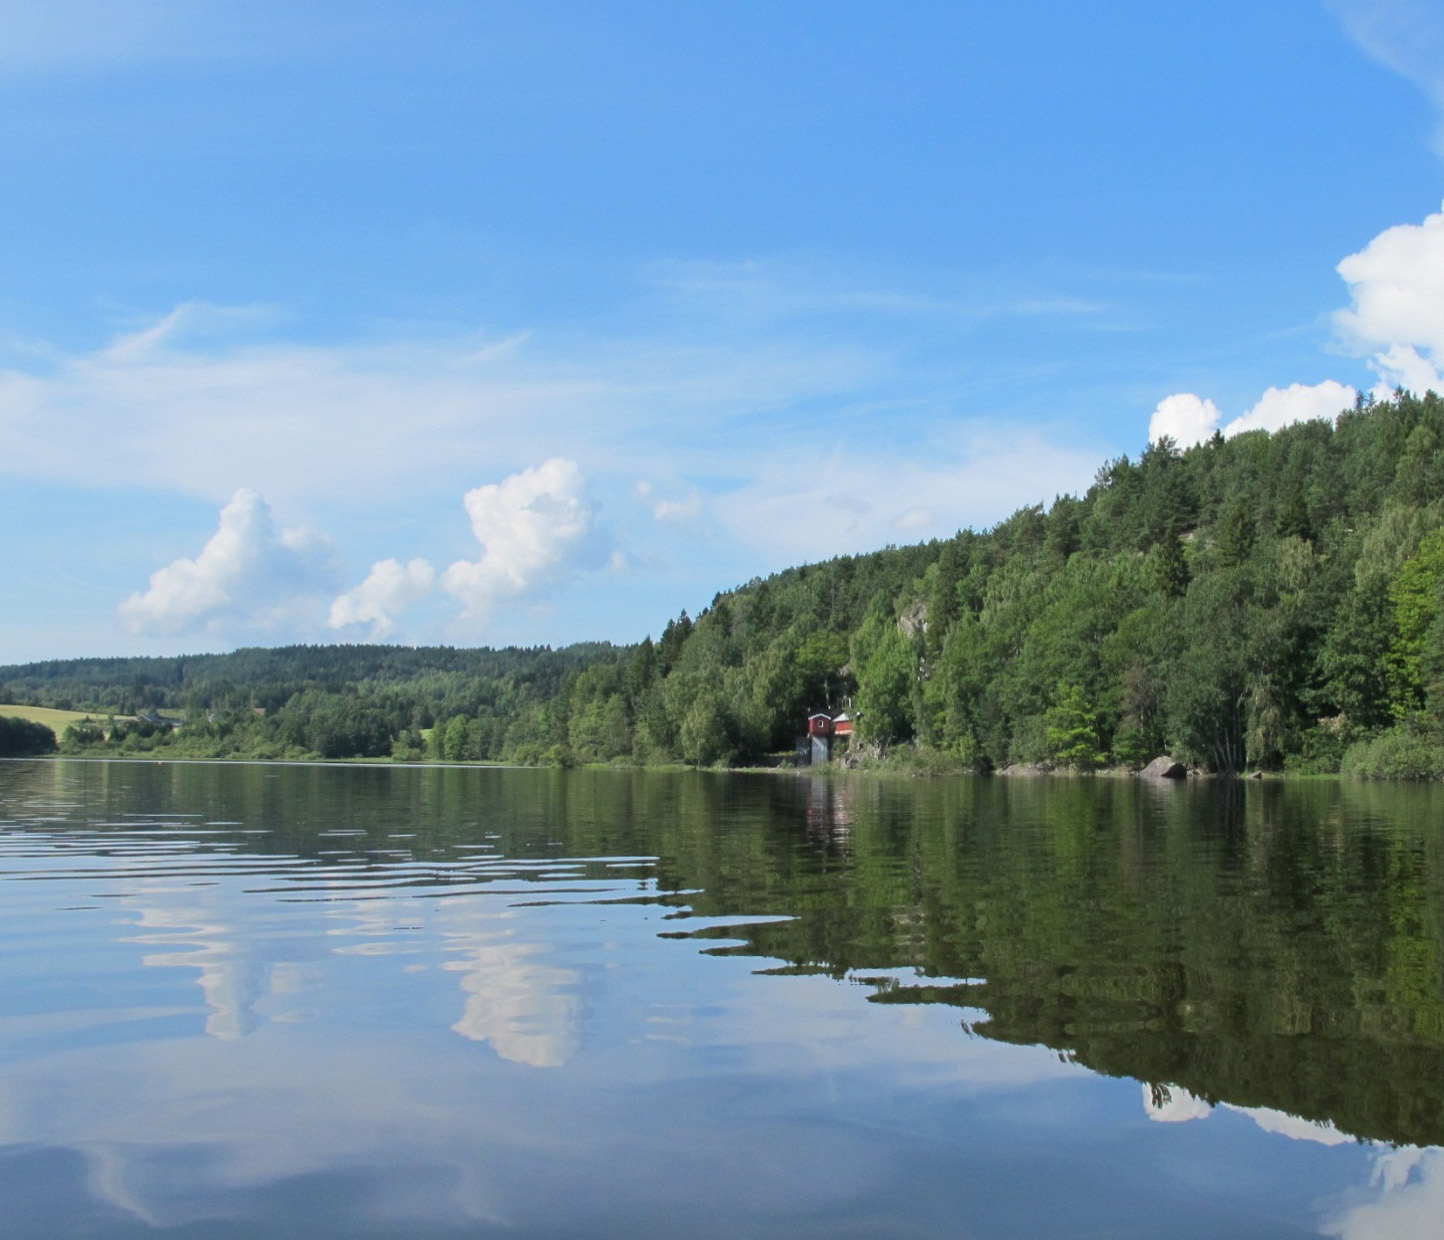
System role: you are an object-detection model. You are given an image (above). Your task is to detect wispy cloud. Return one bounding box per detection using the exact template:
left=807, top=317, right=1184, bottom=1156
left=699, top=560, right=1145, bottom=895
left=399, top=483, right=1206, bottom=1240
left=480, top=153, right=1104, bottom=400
left=1327, top=0, right=1444, bottom=148
left=0, top=271, right=1117, bottom=523
left=714, top=429, right=1103, bottom=563
left=643, top=257, right=1109, bottom=330
left=0, top=1, right=320, bottom=74
left=8, top=266, right=1132, bottom=648
left=0, top=299, right=884, bottom=510
left=648, top=490, right=704, bottom=523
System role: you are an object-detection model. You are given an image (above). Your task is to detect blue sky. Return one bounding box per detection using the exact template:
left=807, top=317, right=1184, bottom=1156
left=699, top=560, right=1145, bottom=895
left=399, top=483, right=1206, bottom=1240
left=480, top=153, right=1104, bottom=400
left=2, top=0, right=1443, bottom=660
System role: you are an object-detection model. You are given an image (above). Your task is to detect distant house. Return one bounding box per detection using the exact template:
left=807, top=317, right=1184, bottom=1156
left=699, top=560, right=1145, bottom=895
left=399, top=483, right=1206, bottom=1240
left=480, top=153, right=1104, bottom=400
left=801, top=711, right=853, bottom=765
left=137, top=710, right=183, bottom=730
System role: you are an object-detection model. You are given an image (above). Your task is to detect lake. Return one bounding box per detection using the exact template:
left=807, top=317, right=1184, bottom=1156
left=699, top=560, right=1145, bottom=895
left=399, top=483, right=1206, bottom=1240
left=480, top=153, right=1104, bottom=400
left=1, top=759, right=1442, bottom=1238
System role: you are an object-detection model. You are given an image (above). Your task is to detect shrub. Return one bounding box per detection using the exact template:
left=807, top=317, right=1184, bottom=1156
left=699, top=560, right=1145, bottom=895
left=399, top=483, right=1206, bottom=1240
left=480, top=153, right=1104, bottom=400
left=0, top=716, right=57, bottom=756
left=1341, top=725, right=1444, bottom=780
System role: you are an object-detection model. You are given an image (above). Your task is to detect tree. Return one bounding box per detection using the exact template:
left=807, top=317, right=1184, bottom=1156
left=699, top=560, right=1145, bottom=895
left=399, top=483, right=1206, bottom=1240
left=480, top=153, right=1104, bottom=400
left=1215, top=499, right=1256, bottom=568
left=1166, top=570, right=1256, bottom=772
left=1153, top=525, right=1190, bottom=599
left=1044, top=683, right=1105, bottom=769
left=852, top=604, right=916, bottom=744
left=1386, top=530, right=1444, bottom=718
left=1320, top=585, right=1394, bottom=730
left=1113, top=660, right=1167, bottom=767
left=679, top=693, right=730, bottom=766
left=437, top=713, right=467, bottom=761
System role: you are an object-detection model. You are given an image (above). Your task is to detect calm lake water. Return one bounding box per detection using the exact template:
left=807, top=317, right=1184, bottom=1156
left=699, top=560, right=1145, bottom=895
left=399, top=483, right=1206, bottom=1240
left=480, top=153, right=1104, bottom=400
left=2, top=760, right=1443, bottom=1239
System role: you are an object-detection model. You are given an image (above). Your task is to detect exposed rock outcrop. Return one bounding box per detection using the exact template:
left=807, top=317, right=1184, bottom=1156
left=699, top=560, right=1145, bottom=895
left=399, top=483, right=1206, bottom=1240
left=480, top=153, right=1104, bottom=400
left=898, top=600, right=928, bottom=640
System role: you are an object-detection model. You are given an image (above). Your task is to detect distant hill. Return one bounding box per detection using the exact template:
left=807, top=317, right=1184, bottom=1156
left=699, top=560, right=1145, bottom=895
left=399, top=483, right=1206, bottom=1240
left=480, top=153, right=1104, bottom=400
left=0, top=642, right=625, bottom=714
left=7, top=391, right=1444, bottom=775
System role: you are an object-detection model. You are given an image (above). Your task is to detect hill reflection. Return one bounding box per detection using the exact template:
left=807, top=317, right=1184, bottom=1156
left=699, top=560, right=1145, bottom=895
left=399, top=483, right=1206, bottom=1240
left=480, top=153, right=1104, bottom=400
left=10, top=760, right=1444, bottom=1150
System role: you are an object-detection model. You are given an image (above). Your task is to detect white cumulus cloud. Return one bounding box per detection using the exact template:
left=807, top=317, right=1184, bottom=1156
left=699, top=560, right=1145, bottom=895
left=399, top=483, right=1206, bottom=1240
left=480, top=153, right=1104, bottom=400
left=1336, top=203, right=1444, bottom=395
left=1147, top=202, right=1444, bottom=451
left=441, top=459, right=601, bottom=623
left=1148, top=393, right=1224, bottom=447
left=1148, top=382, right=1357, bottom=447
left=445, top=936, right=582, bottom=1069
left=1222, top=380, right=1360, bottom=436
left=118, top=489, right=338, bottom=636
left=329, top=558, right=436, bottom=639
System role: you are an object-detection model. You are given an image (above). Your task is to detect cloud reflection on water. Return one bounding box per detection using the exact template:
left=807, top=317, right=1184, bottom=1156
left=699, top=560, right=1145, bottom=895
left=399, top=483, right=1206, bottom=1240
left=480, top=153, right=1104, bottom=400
left=1142, top=1083, right=1444, bottom=1238
left=1143, top=1082, right=1353, bottom=1146
left=125, top=897, right=271, bottom=1040
left=1323, top=1147, right=1444, bottom=1240
left=443, top=928, right=583, bottom=1068
left=1, top=762, right=1434, bottom=1238
left=0, top=954, right=1092, bottom=1235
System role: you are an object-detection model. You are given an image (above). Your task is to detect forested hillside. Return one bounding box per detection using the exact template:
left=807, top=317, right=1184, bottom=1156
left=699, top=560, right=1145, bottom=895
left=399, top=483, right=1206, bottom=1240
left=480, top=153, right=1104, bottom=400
left=7, top=391, right=1444, bottom=775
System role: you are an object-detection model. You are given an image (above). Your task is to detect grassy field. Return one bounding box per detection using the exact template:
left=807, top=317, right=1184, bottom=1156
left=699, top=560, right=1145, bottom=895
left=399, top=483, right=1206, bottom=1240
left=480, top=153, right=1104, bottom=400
left=0, top=704, right=109, bottom=736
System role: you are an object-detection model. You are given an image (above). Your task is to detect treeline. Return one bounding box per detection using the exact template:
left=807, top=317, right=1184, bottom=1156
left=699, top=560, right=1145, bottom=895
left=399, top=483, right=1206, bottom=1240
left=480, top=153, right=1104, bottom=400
left=0, top=645, right=631, bottom=764
left=7, top=391, right=1444, bottom=774
left=577, top=388, right=1444, bottom=776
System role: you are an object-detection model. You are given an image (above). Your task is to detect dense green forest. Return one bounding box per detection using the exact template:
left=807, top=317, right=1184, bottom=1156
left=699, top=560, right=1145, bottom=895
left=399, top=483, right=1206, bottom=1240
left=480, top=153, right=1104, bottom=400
left=7, top=390, right=1444, bottom=776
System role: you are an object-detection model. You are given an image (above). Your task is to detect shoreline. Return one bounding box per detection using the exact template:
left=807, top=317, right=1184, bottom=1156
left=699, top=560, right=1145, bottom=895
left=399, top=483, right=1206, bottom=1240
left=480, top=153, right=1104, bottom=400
left=2, top=752, right=1347, bottom=781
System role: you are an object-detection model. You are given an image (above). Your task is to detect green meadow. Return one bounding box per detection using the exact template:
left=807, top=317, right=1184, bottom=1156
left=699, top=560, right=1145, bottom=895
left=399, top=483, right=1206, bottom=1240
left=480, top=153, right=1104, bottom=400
left=0, top=704, right=107, bottom=737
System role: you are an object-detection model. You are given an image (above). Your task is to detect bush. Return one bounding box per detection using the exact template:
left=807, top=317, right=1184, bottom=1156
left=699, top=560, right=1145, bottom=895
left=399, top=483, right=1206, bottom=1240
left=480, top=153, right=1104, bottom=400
left=0, top=716, right=57, bottom=756
left=1284, top=719, right=1353, bottom=775
left=1341, top=725, right=1444, bottom=780
left=508, top=741, right=550, bottom=766
left=879, top=743, right=979, bottom=776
